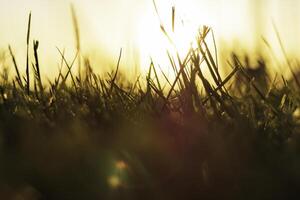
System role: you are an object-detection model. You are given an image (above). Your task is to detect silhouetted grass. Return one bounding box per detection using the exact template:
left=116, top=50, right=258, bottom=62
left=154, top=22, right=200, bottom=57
left=1, top=9, right=300, bottom=200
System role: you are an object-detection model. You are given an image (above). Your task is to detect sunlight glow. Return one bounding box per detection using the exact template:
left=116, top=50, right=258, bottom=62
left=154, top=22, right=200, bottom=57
left=137, top=0, right=200, bottom=76
left=1, top=0, right=300, bottom=78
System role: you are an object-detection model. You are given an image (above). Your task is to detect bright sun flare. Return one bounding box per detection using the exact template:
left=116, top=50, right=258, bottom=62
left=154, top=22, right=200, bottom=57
left=137, top=0, right=212, bottom=77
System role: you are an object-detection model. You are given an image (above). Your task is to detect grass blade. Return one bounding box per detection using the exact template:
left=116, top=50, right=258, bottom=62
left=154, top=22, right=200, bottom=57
left=26, top=12, right=32, bottom=94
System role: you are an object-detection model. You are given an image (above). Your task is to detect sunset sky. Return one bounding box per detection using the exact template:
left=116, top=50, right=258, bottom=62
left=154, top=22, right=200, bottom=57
left=0, top=0, right=299, bottom=76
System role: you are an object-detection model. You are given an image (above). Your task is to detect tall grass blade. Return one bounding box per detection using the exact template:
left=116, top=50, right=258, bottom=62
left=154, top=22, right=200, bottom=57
left=26, top=12, right=32, bottom=95
left=8, top=45, right=23, bottom=89
left=56, top=48, right=78, bottom=95
left=33, top=40, right=43, bottom=93
left=109, top=48, right=122, bottom=95
left=272, top=21, right=300, bottom=89
left=172, top=6, right=175, bottom=32
left=70, top=4, right=81, bottom=81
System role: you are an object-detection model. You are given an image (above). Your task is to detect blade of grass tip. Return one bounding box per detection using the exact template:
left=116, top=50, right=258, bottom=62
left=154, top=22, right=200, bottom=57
left=158, top=64, right=172, bottom=88
left=266, top=73, right=278, bottom=98
left=204, top=26, right=211, bottom=38
left=167, top=50, right=179, bottom=78
left=56, top=48, right=78, bottom=94
left=93, top=76, right=101, bottom=97
left=272, top=20, right=300, bottom=89
left=281, top=75, right=288, bottom=87
left=198, top=36, right=220, bottom=87
left=152, top=0, right=160, bottom=21
left=211, top=29, right=219, bottom=69
left=33, top=40, right=43, bottom=93
left=165, top=63, right=185, bottom=102
left=70, top=4, right=81, bottom=81
left=161, top=25, right=174, bottom=45
left=152, top=0, right=165, bottom=29
left=203, top=38, right=231, bottom=97
left=12, top=80, right=16, bottom=92
left=234, top=56, right=271, bottom=106
left=150, top=59, right=162, bottom=92
left=172, top=6, right=175, bottom=33
left=166, top=50, right=184, bottom=92
left=84, top=58, right=94, bottom=86
left=176, top=52, right=190, bottom=88
left=23, top=76, right=27, bottom=86
left=203, top=37, right=222, bottom=84
left=99, top=78, right=108, bottom=96
left=8, top=45, right=23, bottom=89
left=98, top=78, right=108, bottom=108
left=271, top=73, right=278, bottom=88
left=182, top=47, right=193, bottom=67
left=152, top=0, right=174, bottom=45
left=26, top=12, right=32, bottom=95
left=56, top=47, right=78, bottom=83
left=191, top=47, right=214, bottom=99
left=262, top=36, right=283, bottom=74
left=148, top=79, right=168, bottom=105
left=110, top=81, right=128, bottom=101
left=179, top=47, right=193, bottom=77
left=146, top=59, right=153, bottom=92
left=129, top=75, right=141, bottom=94
left=33, top=74, right=40, bottom=101
left=54, top=66, right=64, bottom=91
left=137, top=78, right=144, bottom=94
left=55, top=49, right=66, bottom=88
left=202, top=65, right=239, bottom=104
left=109, top=48, right=122, bottom=95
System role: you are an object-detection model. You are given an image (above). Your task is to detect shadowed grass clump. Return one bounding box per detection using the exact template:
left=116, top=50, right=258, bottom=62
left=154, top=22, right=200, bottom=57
left=1, top=11, right=300, bottom=200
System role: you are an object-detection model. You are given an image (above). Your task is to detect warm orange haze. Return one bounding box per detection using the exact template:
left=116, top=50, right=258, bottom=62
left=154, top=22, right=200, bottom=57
left=0, top=0, right=300, bottom=78
left=2, top=1, right=300, bottom=199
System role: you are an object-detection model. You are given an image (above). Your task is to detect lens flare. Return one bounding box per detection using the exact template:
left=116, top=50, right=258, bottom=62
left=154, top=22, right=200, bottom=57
left=107, top=175, right=121, bottom=188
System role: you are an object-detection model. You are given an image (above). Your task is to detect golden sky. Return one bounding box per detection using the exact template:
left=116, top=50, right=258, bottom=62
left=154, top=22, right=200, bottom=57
left=0, top=0, right=299, bottom=77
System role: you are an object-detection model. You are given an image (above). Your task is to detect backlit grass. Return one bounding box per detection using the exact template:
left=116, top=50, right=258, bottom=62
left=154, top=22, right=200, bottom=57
left=1, top=10, right=300, bottom=200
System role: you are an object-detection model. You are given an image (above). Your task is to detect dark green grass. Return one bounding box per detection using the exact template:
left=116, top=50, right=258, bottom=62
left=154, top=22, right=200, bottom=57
left=1, top=13, right=300, bottom=200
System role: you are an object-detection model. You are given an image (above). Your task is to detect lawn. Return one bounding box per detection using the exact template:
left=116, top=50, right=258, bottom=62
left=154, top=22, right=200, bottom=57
left=0, top=11, right=300, bottom=200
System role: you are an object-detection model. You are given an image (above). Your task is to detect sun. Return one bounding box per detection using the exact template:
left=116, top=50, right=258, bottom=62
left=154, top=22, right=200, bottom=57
left=136, top=0, right=211, bottom=78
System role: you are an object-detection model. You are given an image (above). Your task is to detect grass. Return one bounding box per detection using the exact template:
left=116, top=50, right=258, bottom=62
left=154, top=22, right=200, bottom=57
left=1, top=10, right=300, bottom=200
